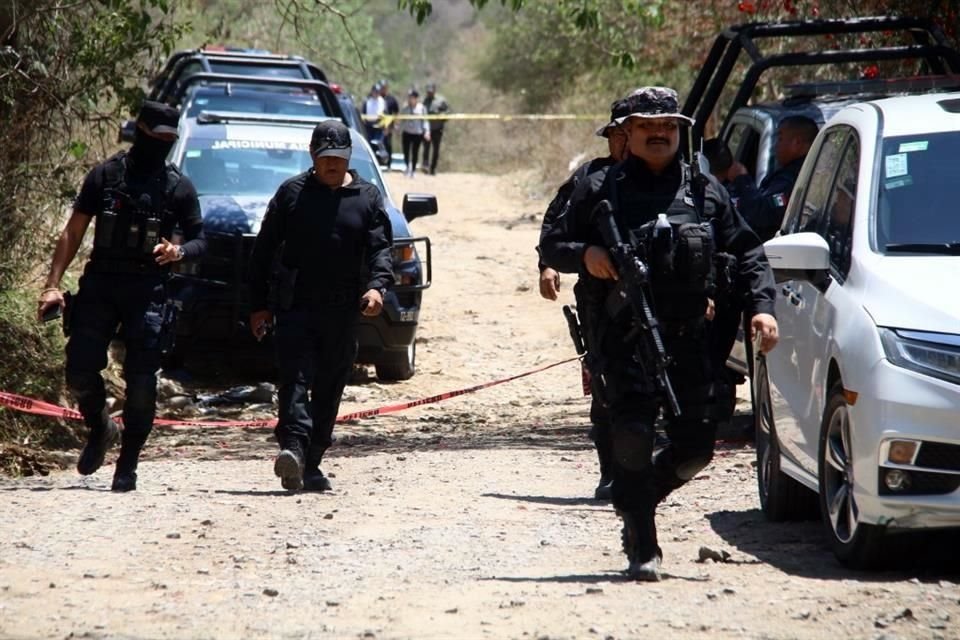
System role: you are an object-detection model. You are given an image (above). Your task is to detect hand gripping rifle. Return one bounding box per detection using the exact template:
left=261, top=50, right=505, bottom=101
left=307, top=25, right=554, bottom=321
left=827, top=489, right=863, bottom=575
left=592, top=199, right=681, bottom=417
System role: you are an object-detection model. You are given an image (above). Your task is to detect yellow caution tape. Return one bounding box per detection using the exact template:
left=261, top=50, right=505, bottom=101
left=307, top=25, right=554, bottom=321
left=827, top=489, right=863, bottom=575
left=361, top=113, right=607, bottom=124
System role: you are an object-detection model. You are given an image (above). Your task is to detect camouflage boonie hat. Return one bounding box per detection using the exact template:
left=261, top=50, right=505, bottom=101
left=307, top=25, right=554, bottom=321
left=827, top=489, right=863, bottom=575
left=614, top=86, right=695, bottom=126
left=595, top=97, right=634, bottom=137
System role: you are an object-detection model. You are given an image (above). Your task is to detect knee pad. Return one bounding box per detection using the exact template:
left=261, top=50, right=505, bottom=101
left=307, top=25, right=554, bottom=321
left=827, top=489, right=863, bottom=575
left=612, top=423, right=654, bottom=471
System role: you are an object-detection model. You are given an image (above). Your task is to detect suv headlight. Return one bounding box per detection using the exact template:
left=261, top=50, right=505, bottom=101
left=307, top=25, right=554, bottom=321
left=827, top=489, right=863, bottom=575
left=879, top=328, right=960, bottom=385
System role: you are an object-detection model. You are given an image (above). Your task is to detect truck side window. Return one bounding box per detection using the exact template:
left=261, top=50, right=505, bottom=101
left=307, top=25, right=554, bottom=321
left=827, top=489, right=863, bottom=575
left=793, top=128, right=848, bottom=234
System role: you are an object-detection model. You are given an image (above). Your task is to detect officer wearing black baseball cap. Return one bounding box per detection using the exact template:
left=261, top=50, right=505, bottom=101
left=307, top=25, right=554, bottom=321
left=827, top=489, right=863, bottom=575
left=37, top=99, right=206, bottom=492
left=248, top=118, right=393, bottom=493
left=540, top=87, right=779, bottom=581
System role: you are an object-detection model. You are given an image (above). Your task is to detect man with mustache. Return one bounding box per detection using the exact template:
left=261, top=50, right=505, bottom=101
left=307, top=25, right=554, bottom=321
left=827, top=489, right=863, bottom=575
left=540, top=87, right=778, bottom=581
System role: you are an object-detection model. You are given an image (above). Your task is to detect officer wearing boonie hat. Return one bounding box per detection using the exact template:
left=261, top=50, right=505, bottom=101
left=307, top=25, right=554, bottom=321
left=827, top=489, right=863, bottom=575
left=249, top=118, right=393, bottom=494
left=37, top=99, right=206, bottom=492
left=540, top=86, right=779, bottom=581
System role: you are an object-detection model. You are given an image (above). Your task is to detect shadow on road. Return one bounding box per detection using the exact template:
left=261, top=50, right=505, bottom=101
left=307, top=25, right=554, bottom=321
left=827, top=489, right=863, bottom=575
left=707, top=507, right=960, bottom=580
left=481, top=492, right=608, bottom=507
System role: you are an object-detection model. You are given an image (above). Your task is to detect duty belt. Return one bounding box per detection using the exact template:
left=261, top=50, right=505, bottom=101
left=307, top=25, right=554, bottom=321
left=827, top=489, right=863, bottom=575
left=85, top=259, right=166, bottom=276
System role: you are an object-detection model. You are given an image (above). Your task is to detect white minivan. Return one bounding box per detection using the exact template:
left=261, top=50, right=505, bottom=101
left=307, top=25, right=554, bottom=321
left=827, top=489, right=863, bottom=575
left=754, top=92, right=960, bottom=568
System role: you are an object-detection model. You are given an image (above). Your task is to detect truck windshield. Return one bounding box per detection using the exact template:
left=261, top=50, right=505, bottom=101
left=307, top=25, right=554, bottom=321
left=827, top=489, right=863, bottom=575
left=877, top=132, right=960, bottom=252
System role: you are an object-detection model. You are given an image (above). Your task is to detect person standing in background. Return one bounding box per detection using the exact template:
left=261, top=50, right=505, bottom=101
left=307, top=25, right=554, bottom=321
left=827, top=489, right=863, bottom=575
left=379, top=80, right=400, bottom=170
left=421, top=82, right=450, bottom=175
left=399, top=89, right=430, bottom=178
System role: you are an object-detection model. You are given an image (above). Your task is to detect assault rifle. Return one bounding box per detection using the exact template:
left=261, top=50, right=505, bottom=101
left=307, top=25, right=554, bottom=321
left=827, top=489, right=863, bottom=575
left=593, top=199, right=681, bottom=417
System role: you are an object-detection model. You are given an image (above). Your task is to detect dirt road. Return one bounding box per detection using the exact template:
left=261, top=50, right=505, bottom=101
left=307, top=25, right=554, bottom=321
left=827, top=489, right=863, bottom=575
left=1, top=170, right=958, bottom=640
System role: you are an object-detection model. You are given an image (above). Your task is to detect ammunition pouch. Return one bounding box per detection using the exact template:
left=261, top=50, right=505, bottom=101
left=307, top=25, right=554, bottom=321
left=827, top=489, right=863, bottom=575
left=712, top=251, right=738, bottom=300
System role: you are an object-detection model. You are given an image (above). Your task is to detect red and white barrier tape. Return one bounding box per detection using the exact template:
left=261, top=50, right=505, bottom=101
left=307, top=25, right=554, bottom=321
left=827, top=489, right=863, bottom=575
left=0, top=357, right=580, bottom=429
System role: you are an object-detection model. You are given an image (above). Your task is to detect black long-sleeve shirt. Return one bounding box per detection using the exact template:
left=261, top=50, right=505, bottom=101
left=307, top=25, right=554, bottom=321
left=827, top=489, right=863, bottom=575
left=248, top=169, right=393, bottom=311
left=537, top=155, right=615, bottom=272
left=540, top=154, right=775, bottom=319
left=727, top=157, right=804, bottom=242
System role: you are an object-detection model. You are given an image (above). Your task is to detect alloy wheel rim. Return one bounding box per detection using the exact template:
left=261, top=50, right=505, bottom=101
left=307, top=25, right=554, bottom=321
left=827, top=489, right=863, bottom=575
left=824, top=403, right=858, bottom=543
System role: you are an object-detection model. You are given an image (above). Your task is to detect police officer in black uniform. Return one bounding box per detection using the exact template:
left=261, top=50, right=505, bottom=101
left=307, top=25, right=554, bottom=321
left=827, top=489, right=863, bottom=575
left=537, top=96, right=631, bottom=500
left=724, top=115, right=818, bottom=241
left=37, top=101, right=206, bottom=492
left=540, top=87, right=779, bottom=581
left=248, top=119, right=393, bottom=493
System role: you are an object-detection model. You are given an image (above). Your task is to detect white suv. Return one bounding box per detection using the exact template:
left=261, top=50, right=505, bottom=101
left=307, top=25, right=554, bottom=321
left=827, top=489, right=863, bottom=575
left=754, top=92, right=960, bottom=569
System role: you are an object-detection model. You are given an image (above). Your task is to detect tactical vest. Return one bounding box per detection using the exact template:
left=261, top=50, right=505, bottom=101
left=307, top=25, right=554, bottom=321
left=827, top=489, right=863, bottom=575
left=91, top=152, right=182, bottom=266
left=608, top=162, right=720, bottom=323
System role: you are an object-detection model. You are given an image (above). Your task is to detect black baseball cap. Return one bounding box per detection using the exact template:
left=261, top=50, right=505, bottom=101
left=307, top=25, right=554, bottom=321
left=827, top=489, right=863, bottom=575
left=137, top=100, right=181, bottom=137
left=310, top=119, right=352, bottom=160
left=595, top=97, right=633, bottom=137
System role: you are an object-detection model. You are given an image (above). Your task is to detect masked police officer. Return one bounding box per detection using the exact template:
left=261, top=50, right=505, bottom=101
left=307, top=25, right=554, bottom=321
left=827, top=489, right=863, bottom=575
left=537, top=96, right=631, bottom=500
left=248, top=119, right=393, bottom=493
left=540, top=87, right=778, bottom=580
left=37, top=101, right=206, bottom=492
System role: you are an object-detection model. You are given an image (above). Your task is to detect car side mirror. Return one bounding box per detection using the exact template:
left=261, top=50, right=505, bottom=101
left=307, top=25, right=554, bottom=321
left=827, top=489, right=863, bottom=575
left=763, top=232, right=830, bottom=283
left=403, top=193, right=438, bottom=222
left=118, top=119, right=136, bottom=144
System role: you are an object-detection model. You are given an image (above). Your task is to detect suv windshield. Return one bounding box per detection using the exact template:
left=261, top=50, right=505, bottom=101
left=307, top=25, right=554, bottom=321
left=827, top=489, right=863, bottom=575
left=878, top=132, right=960, bottom=252
left=181, top=136, right=384, bottom=197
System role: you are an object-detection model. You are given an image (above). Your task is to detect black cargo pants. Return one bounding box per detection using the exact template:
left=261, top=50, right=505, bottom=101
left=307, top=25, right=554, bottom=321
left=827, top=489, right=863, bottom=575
left=65, top=271, right=168, bottom=436
left=601, top=319, right=728, bottom=557
left=274, top=308, right=359, bottom=468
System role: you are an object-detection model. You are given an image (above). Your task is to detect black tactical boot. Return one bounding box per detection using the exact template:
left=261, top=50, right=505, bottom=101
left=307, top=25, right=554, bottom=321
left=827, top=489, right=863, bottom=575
left=303, top=467, right=333, bottom=492
left=274, top=439, right=306, bottom=492
left=620, top=510, right=663, bottom=582
left=77, top=410, right=120, bottom=476
left=112, top=429, right=149, bottom=492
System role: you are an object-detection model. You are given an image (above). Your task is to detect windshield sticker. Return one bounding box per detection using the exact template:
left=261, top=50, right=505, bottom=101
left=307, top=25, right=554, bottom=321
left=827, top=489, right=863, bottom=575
left=211, top=140, right=309, bottom=151
left=885, top=153, right=908, bottom=178
left=898, top=140, right=928, bottom=153
left=884, top=176, right=913, bottom=190
left=185, top=150, right=201, bottom=158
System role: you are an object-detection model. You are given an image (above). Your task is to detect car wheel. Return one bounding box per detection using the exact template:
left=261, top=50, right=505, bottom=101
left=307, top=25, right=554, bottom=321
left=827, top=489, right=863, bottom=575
left=755, top=358, right=818, bottom=521
left=375, top=342, right=416, bottom=381
left=818, top=382, right=887, bottom=569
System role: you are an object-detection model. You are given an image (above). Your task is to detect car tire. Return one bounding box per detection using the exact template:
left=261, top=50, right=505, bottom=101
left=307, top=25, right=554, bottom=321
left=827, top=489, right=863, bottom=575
left=818, top=382, right=887, bottom=569
left=375, top=342, right=416, bottom=381
left=755, top=357, right=818, bottom=521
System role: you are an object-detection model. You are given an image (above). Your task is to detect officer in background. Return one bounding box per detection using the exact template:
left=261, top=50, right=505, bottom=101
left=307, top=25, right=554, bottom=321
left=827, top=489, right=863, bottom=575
left=421, top=82, right=451, bottom=175
left=723, top=115, right=818, bottom=240
left=540, top=87, right=778, bottom=581
left=379, top=80, right=401, bottom=170
left=248, top=119, right=393, bottom=493
left=537, top=95, right=631, bottom=500
left=37, top=101, right=206, bottom=492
